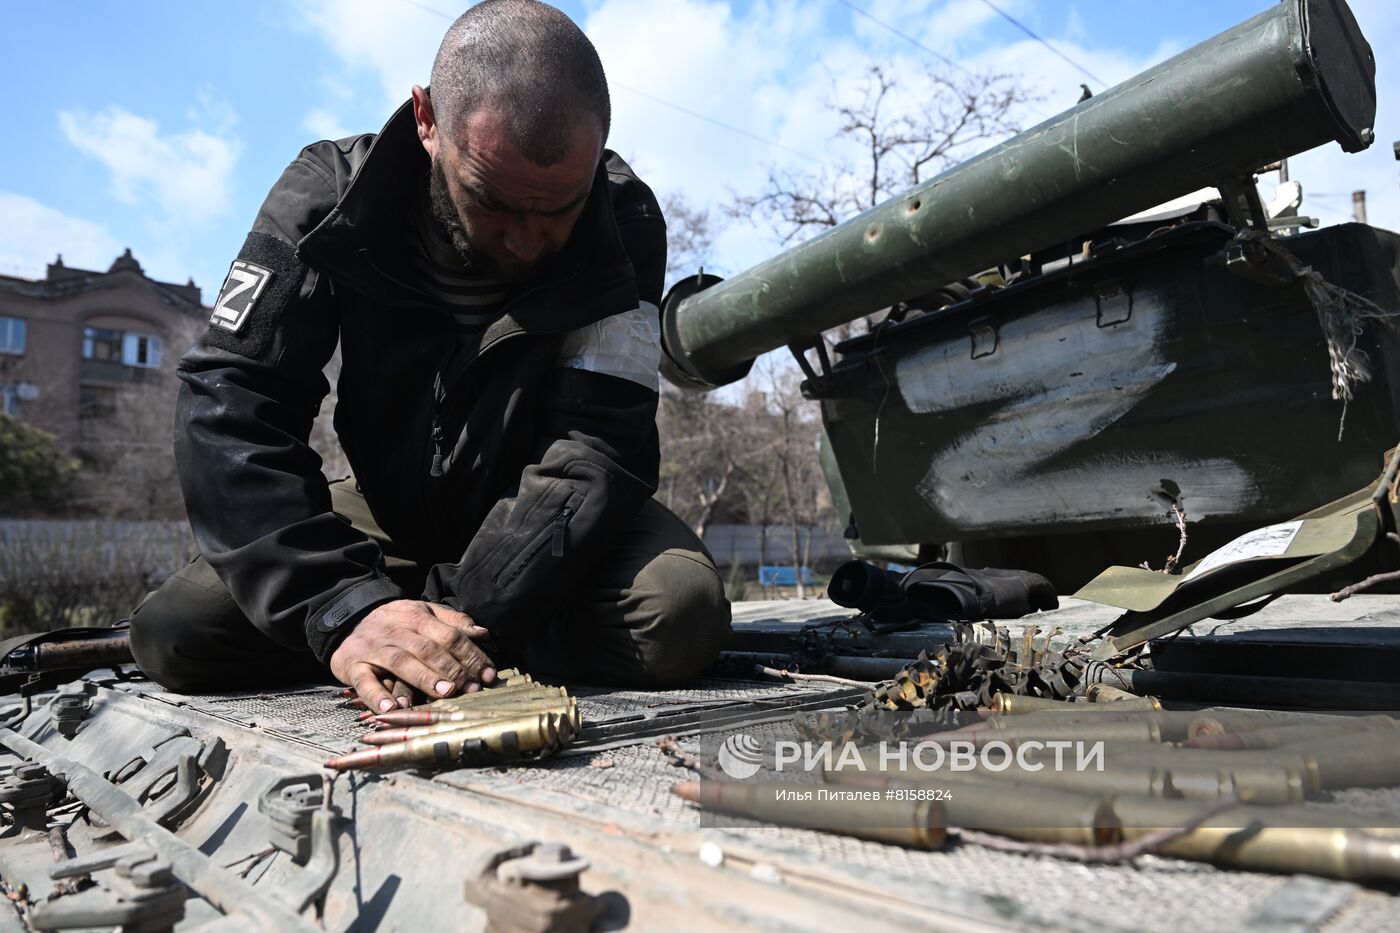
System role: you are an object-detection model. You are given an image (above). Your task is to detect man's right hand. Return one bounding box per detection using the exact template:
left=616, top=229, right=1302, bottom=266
left=329, top=600, right=496, bottom=713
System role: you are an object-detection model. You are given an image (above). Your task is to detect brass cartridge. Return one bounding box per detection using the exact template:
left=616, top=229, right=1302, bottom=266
left=328, top=711, right=564, bottom=771
left=1113, top=796, right=1400, bottom=883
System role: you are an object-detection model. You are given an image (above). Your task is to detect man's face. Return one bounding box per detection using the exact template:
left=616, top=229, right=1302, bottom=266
left=418, top=97, right=601, bottom=282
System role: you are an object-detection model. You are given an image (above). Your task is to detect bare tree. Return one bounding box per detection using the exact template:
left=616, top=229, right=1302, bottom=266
left=309, top=345, right=351, bottom=482
left=655, top=357, right=838, bottom=598
left=729, top=63, right=1030, bottom=336
left=735, top=64, right=1028, bottom=240
left=731, top=390, right=783, bottom=578
left=656, top=388, right=750, bottom=539
left=756, top=358, right=832, bottom=598
left=75, top=381, right=183, bottom=518
left=661, top=192, right=719, bottom=291
left=653, top=192, right=732, bottom=536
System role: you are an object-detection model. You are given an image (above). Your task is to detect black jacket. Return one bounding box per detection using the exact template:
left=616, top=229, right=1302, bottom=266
left=177, top=100, right=667, bottom=663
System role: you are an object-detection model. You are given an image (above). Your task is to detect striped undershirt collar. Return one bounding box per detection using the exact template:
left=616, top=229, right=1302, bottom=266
left=409, top=183, right=510, bottom=323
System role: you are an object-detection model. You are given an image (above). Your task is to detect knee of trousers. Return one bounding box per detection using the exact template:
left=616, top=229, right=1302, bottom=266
left=628, top=553, right=732, bottom=687
left=129, top=577, right=231, bottom=693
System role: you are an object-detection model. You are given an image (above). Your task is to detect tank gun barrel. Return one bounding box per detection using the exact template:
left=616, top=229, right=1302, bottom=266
left=661, top=0, right=1376, bottom=389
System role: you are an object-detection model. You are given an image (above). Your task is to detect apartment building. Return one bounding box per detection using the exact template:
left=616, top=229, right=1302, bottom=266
left=0, top=249, right=206, bottom=452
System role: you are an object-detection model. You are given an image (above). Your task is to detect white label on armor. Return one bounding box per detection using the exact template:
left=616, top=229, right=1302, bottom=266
left=211, top=261, right=274, bottom=333
left=1183, top=521, right=1303, bottom=583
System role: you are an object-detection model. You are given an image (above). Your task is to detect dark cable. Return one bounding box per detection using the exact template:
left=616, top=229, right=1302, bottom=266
left=833, top=0, right=1052, bottom=118
left=831, top=0, right=973, bottom=76
left=977, top=0, right=1106, bottom=88
left=610, top=85, right=825, bottom=165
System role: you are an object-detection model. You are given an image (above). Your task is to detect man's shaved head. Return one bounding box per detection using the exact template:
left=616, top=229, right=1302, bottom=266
left=429, top=0, right=610, bottom=165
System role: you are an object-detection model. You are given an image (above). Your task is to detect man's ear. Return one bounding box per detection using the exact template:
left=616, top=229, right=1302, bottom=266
left=411, top=85, right=437, bottom=159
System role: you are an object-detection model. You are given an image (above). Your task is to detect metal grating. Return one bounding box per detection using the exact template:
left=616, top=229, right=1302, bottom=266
left=1320, top=891, right=1400, bottom=932
left=139, top=685, right=368, bottom=750
left=140, top=677, right=854, bottom=753
left=572, top=677, right=848, bottom=722
left=127, top=663, right=1400, bottom=928
left=448, top=718, right=1335, bottom=933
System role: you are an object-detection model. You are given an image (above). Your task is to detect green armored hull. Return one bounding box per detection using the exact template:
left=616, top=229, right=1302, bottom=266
left=820, top=219, right=1400, bottom=584
left=658, top=0, right=1389, bottom=585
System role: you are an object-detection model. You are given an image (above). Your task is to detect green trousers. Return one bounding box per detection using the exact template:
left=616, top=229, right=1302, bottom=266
left=130, top=480, right=731, bottom=691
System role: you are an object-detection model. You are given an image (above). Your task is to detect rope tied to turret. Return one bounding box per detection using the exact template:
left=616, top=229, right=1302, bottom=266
left=1238, top=229, right=1400, bottom=439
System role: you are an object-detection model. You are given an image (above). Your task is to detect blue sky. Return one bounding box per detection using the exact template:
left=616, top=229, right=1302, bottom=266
left=2, top=0, right=1397, bottom=301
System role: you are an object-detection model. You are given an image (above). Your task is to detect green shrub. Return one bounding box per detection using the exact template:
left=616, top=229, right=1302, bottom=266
left=0, top=521, right=193, bottom=636
left=0, top=415, right=78, bottom=516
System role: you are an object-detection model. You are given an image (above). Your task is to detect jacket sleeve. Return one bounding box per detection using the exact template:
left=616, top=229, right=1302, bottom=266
left=175, top=151, right=404, bottom=663
left=420, top=210, right=668, bottom=651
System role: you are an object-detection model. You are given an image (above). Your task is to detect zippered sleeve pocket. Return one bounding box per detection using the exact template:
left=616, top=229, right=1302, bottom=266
left=492, top=491, right=582, bottom=589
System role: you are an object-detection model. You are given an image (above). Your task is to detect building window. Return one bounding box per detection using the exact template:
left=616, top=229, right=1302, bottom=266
left=1, top=389, right=18, bottom=417
left=83, top=326, right=163, bottom=369
left=79, top=385, right=117, bottom=419
left=83, top=327, right=123, bottom=361
left=122, top=333, right=162, bottom=369
left=0, top=317, right=24, bottom=355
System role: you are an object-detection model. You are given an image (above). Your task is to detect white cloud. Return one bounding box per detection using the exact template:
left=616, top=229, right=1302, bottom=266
left=304, top=108, right=354, bottom=142
left=589, top=1, right=823, bottom=184
left=57, top=106, right=242, bottom=226
left=288, top=0, right=1400, bottom=278
left=580, top=0, right=1178, bottom=275
left=918, top=0, right=1006, bottom=46
left=295, top=0, right=443, bottom=109
left=0, top=192, right=218, bottom=297
left=0, top=193, right=122, bottom=279
left=860, top=0, right=1010, bottom=55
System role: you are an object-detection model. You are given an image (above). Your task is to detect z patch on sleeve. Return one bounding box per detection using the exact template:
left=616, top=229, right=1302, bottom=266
left=211, top=261, right=274, bottom=333
left=203, top=232, right=308, bottom=361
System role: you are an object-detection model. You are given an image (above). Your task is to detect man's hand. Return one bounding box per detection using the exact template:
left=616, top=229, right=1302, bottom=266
left=330, top=600, right=496, bottom=713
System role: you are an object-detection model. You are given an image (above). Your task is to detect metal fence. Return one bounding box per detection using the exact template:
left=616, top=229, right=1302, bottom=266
left=0, top=520, right=195, bottom=586
left=0, top=521, right=855, bottom=578
left=0, top=520, right=197, bottom=632
left=700, top=524, right=851, bottom=570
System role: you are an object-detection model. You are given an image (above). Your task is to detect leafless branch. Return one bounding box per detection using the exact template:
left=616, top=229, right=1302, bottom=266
left=662, top=192, right=719, bottom=284
left=732, top=63, right=1032, bottom=246
left=1139, top=502, right=1189, bottom=574
left=1331, top=569, right=1400, bottom=602
left=656, top=736, right=722, bottom=778
left=754, top=664, right=870, bottom=688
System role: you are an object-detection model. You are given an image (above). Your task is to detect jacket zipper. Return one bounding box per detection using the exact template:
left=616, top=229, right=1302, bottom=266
left=550, top=506, right=574, bottom=557
left=421, top=267, right=580, bottom=481
left=353, top=246, right=584, bottom=484
left=352, top=249, right=455, bottom=490
left=429, top=371, right=446, bottom=477
left=496, top=502, right=575, bottom=587
left=423, top=328, right=530, bottom=481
